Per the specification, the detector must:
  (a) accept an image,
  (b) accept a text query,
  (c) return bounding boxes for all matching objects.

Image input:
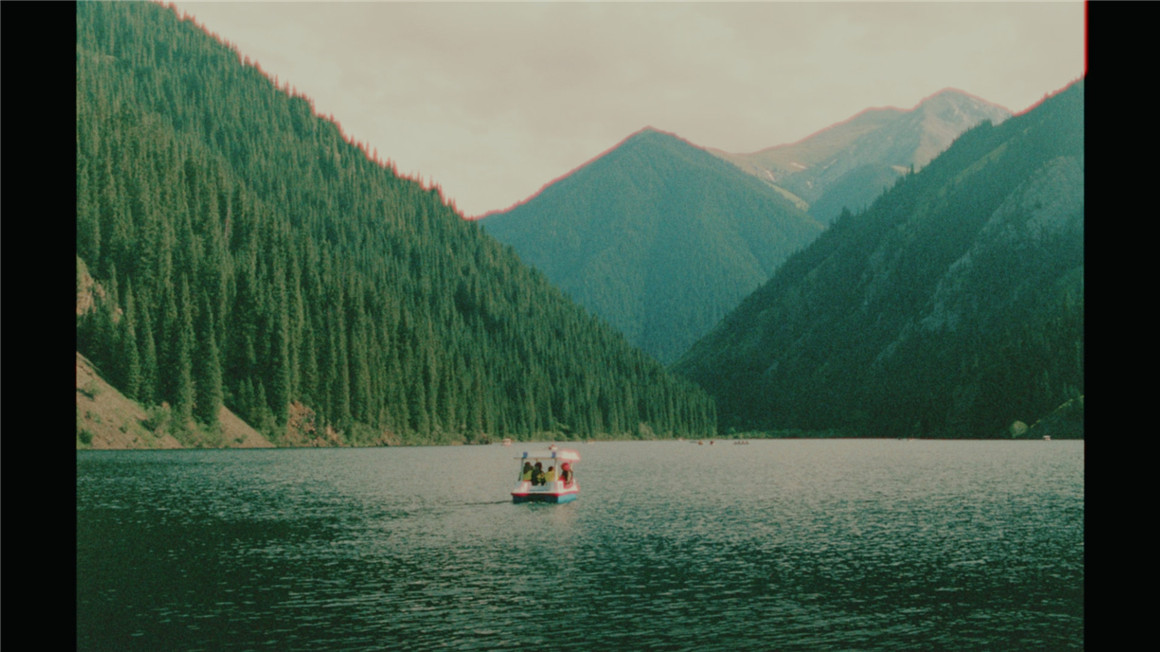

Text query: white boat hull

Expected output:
[511,480,579,504]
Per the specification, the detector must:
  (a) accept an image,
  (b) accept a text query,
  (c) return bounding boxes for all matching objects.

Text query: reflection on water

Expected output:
[77,440,1083,650]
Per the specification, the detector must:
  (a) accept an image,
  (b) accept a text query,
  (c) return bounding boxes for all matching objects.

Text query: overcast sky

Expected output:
[169,1,1086,218]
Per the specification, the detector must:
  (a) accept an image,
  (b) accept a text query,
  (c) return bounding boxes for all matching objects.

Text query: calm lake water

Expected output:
[77,439,1083,650]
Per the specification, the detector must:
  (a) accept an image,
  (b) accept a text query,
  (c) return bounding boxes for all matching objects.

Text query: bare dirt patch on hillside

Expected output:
[76,352,273,449]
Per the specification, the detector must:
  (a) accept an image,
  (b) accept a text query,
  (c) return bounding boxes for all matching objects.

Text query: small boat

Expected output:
[511,448,580,504]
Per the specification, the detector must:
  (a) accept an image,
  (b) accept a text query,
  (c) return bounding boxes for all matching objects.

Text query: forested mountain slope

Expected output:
[480,128,824,364]
[674,80,1084,438]
[75,1,716,446]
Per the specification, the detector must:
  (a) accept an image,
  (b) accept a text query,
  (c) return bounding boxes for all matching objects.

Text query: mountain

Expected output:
[480,128,824,364]
[674,79,1084,438]
[75,1,717,446]
[710,89,1013,224]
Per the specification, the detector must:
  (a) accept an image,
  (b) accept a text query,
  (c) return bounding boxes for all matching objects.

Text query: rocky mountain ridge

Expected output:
[710,89,1013,223]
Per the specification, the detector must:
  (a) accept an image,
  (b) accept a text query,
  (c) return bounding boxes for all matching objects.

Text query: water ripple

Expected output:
[78,441,1083,650]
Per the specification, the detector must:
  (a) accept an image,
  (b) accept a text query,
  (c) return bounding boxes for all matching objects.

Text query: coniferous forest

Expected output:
[75,1,717,446]
[481,128,825,366]
[674,80,1084,438]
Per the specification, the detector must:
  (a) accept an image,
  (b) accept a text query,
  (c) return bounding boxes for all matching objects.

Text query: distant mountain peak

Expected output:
[632,125,666,136]
[709,89,1013,223]
[917,87,1010,112]
[624,125,700,149]
[912,88,1012,126]
[473,126,694,220]
[479,124,824,364]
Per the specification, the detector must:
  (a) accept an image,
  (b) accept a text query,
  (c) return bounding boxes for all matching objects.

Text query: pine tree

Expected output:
[119,283,142,401]
[267,270,291,427]
[138,299,159,405]
[195,297,224,428]
[75,1,721,447]
[172,276,195,430]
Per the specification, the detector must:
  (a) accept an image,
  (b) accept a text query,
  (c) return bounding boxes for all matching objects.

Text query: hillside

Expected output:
[480,127,824,364]
[674,80,1084,438]
[77,352,273,449]
[711,89,1012,224]
[77,256,270,448]
[75,1,717,447]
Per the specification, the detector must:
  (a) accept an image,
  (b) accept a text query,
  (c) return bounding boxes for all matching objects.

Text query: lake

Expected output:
[77,439,1083,650]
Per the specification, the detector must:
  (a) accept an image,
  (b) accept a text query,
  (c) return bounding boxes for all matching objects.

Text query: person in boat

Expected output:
[545,466,556,483]
[560,462,573,487]
[532,462,545,486]
[520,462,533,482]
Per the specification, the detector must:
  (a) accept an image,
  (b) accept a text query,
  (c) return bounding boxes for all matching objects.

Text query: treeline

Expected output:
[75,1,716,445]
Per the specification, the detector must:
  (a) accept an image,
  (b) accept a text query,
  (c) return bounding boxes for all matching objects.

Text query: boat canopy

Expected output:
[517,449,580,463]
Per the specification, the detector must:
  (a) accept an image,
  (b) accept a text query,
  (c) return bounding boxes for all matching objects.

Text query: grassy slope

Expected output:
[76,352,274,449]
